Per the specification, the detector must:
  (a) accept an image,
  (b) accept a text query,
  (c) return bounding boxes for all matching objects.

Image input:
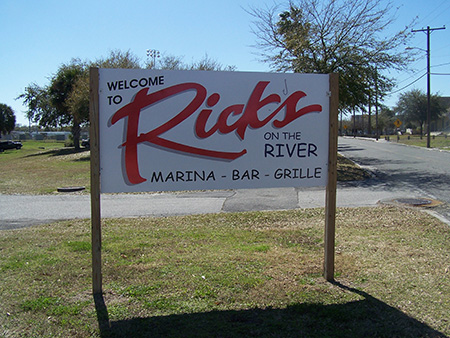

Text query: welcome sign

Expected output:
[98,69,331,193]
[90,69,338,294]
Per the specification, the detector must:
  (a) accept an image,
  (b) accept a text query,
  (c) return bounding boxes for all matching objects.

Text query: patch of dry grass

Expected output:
[337,154,372,181]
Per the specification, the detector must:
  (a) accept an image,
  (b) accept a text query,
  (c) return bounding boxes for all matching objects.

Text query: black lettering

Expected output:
[264,144,274,157]
[251,169,260,179]
[283,168,292,178]
[107,76,165,92]
[308,143,318,157]
[264,143,318,158]
[176,171,185,181]
[314,167,322,178]
[276,144,284,157]
[186,171,193,181]
[232,169,259,180]
[165,172,174,182]
[130,79,138,88]
[151,170,216,183]
[299,168,306,179]
[139,78,148,87]
[151,172,164,182]
[274,167,322,180]
[194,171,205,181]
[232,169,240,180]
[107,82,118,91]
[297,143,307,157]
[274,168,282,179]
[286,143,296,157]
[206,171,215,181]
[149,77,159,86]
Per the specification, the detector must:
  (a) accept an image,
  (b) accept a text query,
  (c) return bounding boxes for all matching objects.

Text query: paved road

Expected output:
[338,137,450,221]
[1,137,449,229]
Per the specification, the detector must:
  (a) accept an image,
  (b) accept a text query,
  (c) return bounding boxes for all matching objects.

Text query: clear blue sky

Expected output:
[1,0,449,126]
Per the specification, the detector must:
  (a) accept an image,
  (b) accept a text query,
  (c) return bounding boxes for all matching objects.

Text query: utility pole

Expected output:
[375,68,379,141]
[412,26,445,148]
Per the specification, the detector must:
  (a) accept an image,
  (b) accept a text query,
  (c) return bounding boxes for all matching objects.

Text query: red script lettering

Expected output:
[110,81,322,184]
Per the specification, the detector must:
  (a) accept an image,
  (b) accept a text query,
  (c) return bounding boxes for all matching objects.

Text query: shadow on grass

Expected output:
[73,154,90,161]
[24,147,89,158]
[94,282,447,338]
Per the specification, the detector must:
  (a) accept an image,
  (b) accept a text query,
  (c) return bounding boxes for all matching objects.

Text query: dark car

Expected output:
[81,138,90,148]
[0,140,23,152]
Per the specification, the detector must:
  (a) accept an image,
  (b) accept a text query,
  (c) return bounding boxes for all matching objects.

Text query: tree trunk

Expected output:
[72,121,81,150]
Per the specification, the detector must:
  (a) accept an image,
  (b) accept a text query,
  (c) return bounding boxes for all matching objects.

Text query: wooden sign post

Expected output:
[324,73,339,281]
[89,68,102,294]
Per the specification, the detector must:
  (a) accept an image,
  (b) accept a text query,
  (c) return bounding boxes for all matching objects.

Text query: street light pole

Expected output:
[412,25,445,148]
[146,49,160,69]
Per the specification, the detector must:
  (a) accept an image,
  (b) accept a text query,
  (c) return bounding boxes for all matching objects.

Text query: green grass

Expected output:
[0,140,90,194]
[1,207,449,337]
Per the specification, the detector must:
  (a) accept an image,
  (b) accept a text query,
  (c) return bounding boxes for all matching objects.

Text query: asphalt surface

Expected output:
[1,137,449,230]
[338,136,450,223]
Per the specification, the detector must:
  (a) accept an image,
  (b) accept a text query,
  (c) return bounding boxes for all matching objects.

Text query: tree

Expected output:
[0,103,16,138]
[377,106,396,135]
[187,54,236,71]
[249,0,416,111]
[49,60,87,149]
[18,51,139,149]
[395,89,444,135]
[95,50,141,69]
[157,55,186,70]
[155,53,236,71]
[18,60,87,148]
[18,83,52,128]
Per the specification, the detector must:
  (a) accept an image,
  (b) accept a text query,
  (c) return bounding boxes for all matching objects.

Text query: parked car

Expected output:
[81,138,90,148]
[0,140,23,152]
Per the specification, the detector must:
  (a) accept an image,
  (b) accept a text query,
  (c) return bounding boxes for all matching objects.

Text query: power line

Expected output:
[395,60,450,87]
[427,2,450,25]
[395,67,427,85]
[396,58,450,85]
[390,72,427,94]
[415,0,448,27]
[411,0,449,43]
[433,61,450,68]
[390,39,448,97]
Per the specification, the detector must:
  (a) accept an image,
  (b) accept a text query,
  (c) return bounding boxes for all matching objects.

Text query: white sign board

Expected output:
[98,69,330,193]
